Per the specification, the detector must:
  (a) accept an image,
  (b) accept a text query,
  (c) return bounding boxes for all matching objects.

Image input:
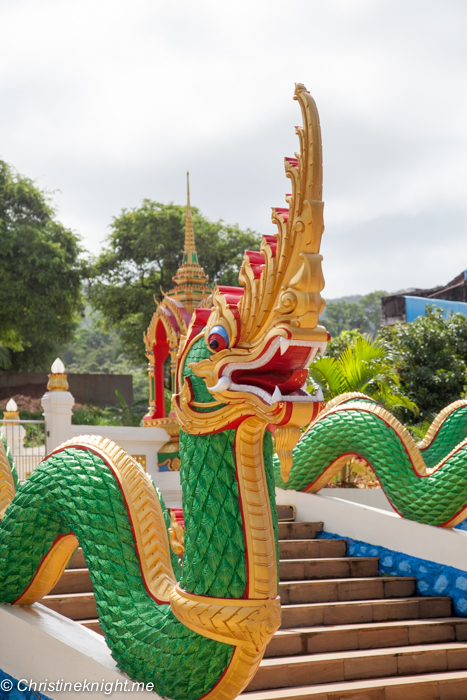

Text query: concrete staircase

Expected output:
[40,509,467,698]
[243,510,467,700]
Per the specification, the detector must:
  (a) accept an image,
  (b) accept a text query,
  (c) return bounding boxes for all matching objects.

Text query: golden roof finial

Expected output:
[172,173,209,295]
[184,171,196,255]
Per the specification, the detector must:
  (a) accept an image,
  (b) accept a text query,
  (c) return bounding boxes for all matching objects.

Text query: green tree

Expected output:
[378,307,467,420]
[62,310,149,402]
[88,201,261,362]
[309,332,418,418]
[322,290,387,337]
[322,329,363,359]
[0,161,83,370]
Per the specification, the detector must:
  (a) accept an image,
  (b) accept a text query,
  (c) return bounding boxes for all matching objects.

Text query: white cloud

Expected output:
[0,0,466,298]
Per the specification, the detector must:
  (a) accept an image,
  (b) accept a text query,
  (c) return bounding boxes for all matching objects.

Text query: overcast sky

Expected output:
[1,0,466,299]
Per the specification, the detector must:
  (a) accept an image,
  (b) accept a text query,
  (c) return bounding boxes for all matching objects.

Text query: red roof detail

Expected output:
[285,157,299,168]
[246,250,265,279]
[273,207,289,222]
[246,251,265,264]
[218,285,244,305]
[263,235,277,258]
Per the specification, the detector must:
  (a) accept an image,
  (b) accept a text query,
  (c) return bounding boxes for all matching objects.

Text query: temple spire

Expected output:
[184,172,196,256]
[171,172,209,304]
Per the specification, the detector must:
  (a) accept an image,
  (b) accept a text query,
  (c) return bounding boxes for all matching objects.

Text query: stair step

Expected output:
[279,539,346,560]
[67,548,86,569]
[41,592,97,620]
[280,577,416,605]
[281,597,453,628]
[51,568,92,595]
[242,668,467,699]
[249,642,467,691]
[276,505,296,522]
[278,522,323,540]
[266,618,467,657]
[80,619,103,635]
[280,557,379,581]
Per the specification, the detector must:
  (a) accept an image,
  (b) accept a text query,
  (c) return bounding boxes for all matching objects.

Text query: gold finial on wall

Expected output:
[4,398,19,423]
[47,358,69,392]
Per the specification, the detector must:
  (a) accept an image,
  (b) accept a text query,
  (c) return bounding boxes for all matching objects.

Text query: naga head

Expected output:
[174,84,328,481]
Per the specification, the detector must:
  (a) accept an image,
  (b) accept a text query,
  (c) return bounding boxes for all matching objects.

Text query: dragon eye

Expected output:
[208,326,230,352]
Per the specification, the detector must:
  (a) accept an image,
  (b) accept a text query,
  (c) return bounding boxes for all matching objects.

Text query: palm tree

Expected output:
[309,335,418,417]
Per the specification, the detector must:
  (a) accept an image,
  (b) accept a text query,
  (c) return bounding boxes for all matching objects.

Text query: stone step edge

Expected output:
[42,592,96,601]
[275,616,467,637]
[79,619,100,625]
[278,541,346,548]
[278,538,344,542]
[279,557,378,564]
[278,522,324,527]
[241,668,467,699]
[59,568,90,574]
[258,641,467,668]
[279,576,416,586]
[280,596,451,610]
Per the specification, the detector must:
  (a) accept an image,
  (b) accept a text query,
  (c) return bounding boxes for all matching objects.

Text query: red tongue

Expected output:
[278,369,309,394]
[232,368,308,395]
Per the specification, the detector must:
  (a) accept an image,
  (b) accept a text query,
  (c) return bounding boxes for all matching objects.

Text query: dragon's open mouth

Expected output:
[208,336,327,405]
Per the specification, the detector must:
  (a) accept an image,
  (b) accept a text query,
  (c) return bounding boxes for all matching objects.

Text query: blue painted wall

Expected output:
[405,295,467,323]
[317,531,467,616]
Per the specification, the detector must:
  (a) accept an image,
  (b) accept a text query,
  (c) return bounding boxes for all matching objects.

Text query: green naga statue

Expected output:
[1,83,467,700]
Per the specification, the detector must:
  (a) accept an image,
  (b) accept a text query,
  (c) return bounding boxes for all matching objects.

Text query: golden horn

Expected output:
[275,426,301,483]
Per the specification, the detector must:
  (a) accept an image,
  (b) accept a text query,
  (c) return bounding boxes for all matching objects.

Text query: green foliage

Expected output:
[0,160,84,370]
[62,313,128,374]
[165,388,172,415]
[379,306,467,421]
[0,345,10,370]
[309,332,418,418]
[71,399,147,427]
[62,310,148,402]
[71,406,121,427]
[324,330,364,359]
[106,390,147,427]
[87,201,261,363]
[322,291,387,337]
[405,420,432,442]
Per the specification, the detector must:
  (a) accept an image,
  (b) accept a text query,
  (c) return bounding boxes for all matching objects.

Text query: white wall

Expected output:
[276,487,467,572]
[320,488,393,512]
[152,471,182,508]
[68,425,169,481]
[0,604,159,699]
